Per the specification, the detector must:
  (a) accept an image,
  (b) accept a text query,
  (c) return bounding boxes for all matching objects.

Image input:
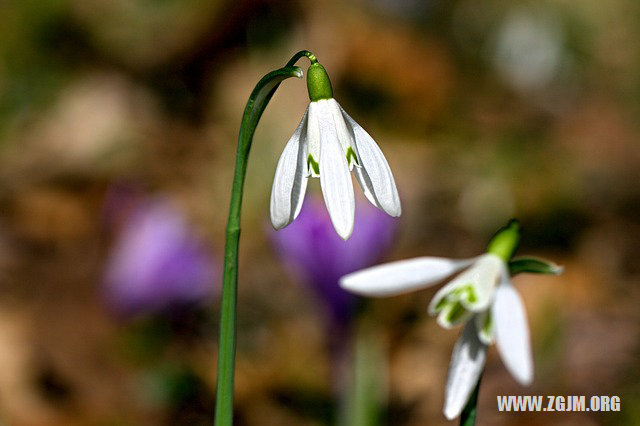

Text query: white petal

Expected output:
[340,105,401,217]
[443,320,487,420]
[428,254,501,315]
[306,102,321,176]
[493,278,533,385]
[464,254,502,311]
[270,108,309,229]
[340,257,474,297]
[429,276,466,315]
[318,102,354,240]
[327,99,356,165]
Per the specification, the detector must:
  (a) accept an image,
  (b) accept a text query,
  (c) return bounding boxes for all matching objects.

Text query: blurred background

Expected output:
[0,0,639,424]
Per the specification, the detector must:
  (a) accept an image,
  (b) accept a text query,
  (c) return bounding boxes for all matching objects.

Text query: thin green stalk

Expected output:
[214,51,319,426]
[343,318,386,426]
[286,50,317,67]
[460,373,483,426]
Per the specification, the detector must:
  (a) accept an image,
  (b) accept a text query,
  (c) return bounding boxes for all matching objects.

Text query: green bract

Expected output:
[509,256,564,276]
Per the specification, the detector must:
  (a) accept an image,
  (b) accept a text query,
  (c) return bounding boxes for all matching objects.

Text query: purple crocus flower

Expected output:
[102,195,217,318]
[271,195,397,325]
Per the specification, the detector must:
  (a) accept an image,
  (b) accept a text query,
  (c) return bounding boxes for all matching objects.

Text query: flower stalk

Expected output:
[459,374,482,426]
[214,53,310,426]
[342,314,387,426]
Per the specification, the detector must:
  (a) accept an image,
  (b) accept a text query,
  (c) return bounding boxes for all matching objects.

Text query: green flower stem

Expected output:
[214,56,309,426]
[460,372,483,426]
[343,318,386,426]
[286,49,318,66]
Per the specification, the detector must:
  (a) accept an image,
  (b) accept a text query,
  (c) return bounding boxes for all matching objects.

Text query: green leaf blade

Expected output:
[509,257,564,276]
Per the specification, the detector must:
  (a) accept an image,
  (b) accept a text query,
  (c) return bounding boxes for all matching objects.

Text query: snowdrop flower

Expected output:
[270,60,401,240]
[340,220,562,419]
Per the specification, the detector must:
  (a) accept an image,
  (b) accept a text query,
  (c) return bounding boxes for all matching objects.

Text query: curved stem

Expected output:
[214,64,303,426]
[286,50,318,67]
[460,373,483,426]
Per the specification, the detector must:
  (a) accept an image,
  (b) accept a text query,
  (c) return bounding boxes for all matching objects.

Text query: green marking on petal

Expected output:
[482,312,492,336]
[432,296,455,315]
[475,311,494,345]
[346,146,359,167]
[307,154,320,176]
[450,284,477,304]
[446,301,467,324]
[465,286,477,303]
[433,296,449,313]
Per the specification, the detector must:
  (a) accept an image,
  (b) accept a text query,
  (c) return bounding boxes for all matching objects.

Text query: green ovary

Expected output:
[307,63,333,101]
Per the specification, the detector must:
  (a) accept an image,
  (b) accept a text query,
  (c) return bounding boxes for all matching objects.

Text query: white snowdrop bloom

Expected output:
[339,220,562,419]
[270,62,401,240]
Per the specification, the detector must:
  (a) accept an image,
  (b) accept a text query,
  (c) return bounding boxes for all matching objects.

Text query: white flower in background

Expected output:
[270,61,401,240]
[339,220,562,419]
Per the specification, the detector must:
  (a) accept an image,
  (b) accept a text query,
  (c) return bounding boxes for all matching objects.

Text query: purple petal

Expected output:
[270,195,397,324]
[102,196,218,318]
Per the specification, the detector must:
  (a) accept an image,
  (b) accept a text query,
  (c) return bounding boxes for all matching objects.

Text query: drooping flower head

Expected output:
[340,220,562,419]
[271,195,397,325]
[270,58,401,240]
[102,193,218,319]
